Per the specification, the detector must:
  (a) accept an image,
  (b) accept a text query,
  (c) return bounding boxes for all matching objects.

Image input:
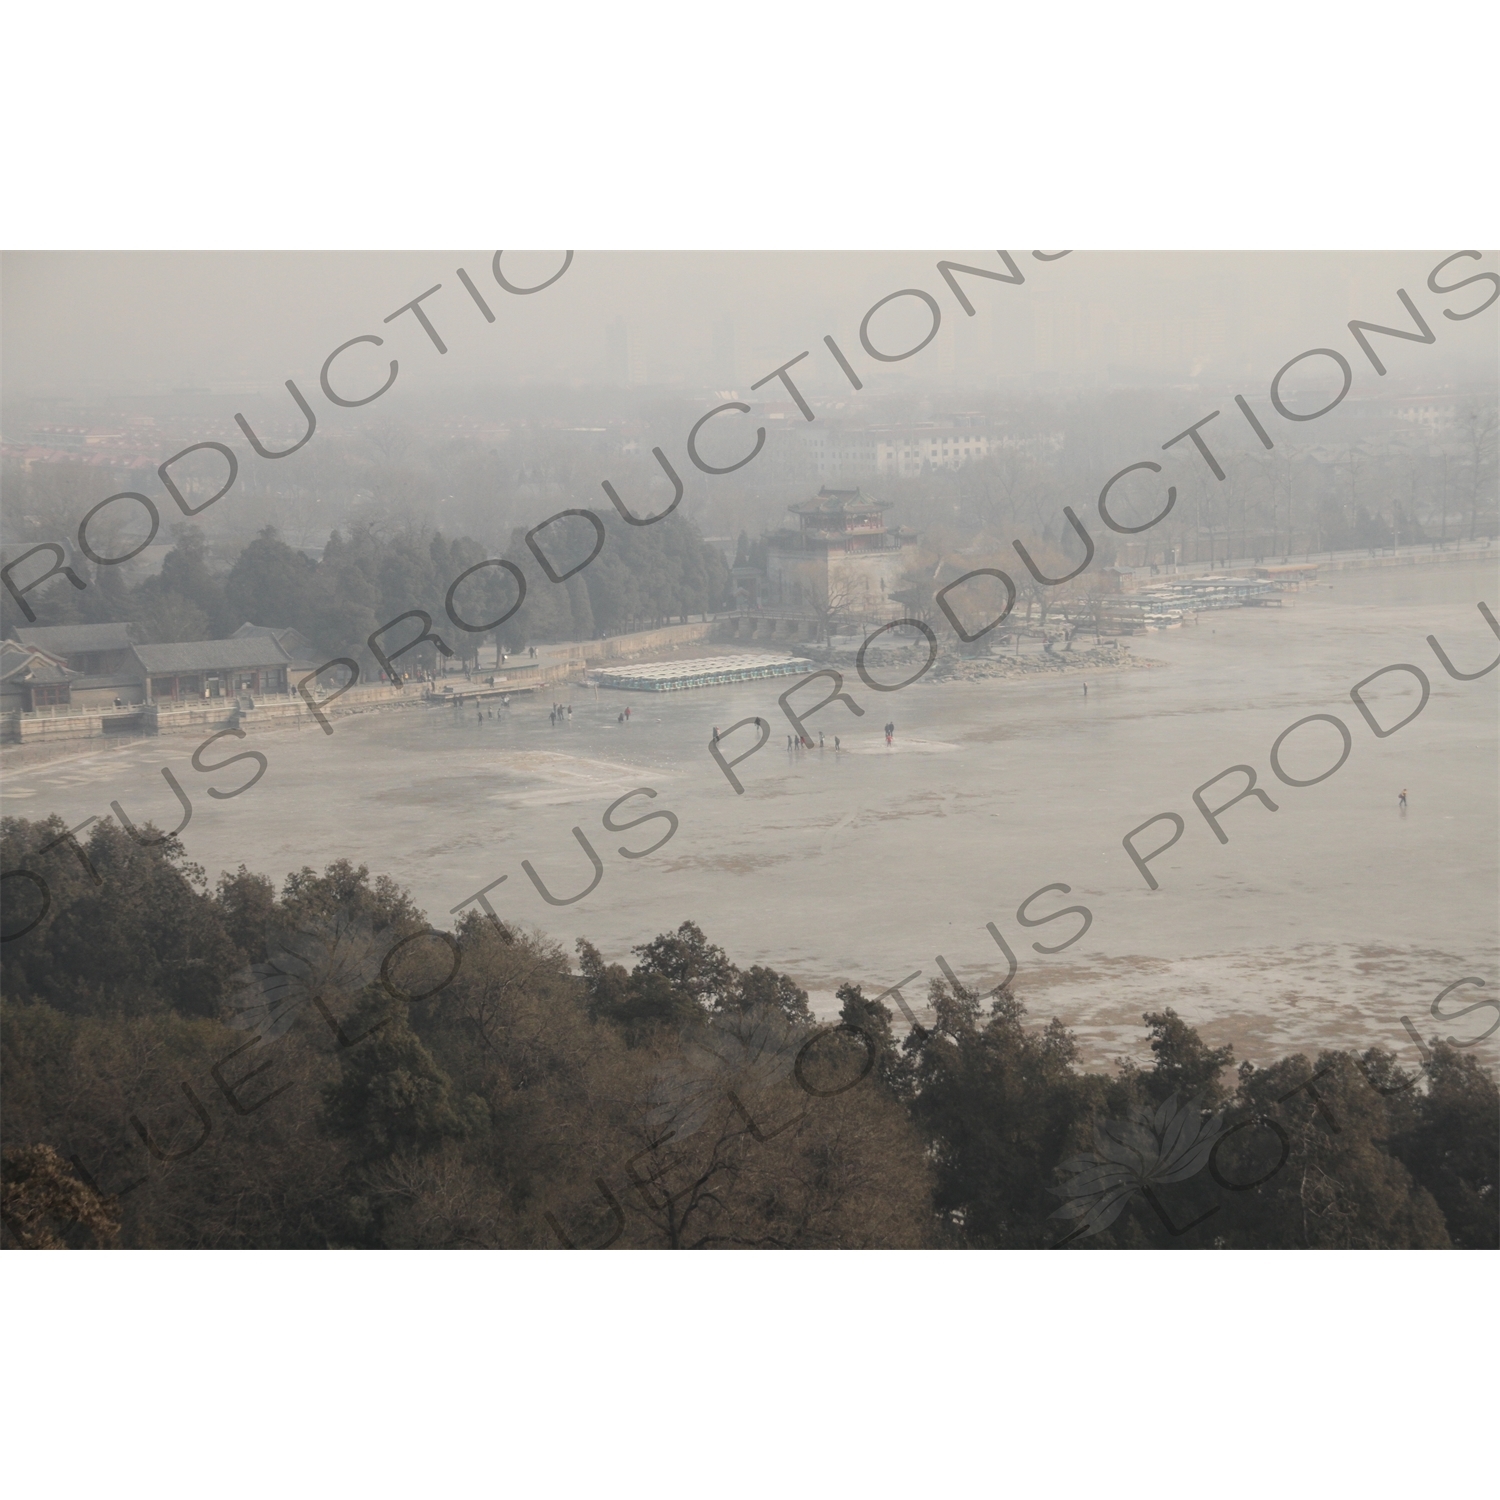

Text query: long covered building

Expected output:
[3,621,321,711]
[131,636,318,702]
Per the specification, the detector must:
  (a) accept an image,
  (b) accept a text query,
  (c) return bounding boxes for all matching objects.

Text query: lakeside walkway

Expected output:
[1124,536,1493,582]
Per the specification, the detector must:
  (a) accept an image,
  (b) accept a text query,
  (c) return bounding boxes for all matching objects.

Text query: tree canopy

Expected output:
[2,516,733,670]
[2,817,1493,1250]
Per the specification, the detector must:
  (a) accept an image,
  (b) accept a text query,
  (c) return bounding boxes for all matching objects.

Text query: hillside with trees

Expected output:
[3,811,1492,1250]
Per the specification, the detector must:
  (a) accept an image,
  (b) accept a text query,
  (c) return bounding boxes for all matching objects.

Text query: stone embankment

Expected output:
[927,640,1163,683]
[550,619,720,665]
[813,638,1161,684]
[816,636,1152,684]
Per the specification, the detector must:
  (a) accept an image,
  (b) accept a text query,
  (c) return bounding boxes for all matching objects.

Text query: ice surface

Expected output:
[6,563,1497,1071]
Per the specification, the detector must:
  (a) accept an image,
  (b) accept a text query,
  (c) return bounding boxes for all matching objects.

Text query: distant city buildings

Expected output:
[711,316,736,388]
[795,416,1054,480]
[1,420,161,478]
[1386,395,1457,432]
[605,317,632,387]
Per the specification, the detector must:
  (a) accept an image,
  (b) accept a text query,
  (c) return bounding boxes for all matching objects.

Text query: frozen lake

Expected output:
[7,562,1498,1071]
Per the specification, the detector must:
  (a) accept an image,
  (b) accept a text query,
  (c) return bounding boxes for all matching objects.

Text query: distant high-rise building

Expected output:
[605,317,630,387]
[711,315,736,388]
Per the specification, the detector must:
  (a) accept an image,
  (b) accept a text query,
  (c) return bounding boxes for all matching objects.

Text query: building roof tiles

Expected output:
[12,622,135,654]
[132,639,300,674]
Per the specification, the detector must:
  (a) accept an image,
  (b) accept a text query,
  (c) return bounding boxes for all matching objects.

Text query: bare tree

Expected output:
[806,575,862,645]
[614,1031,930,1249]
[1457,403,1499,540]
[1014,544,1084,633]
[1219,452,1272,561]
[1253,443,1306,558]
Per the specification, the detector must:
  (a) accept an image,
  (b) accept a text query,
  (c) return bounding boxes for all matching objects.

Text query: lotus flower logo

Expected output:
[1049,1093,1226,1242]
[225,915,382,1046]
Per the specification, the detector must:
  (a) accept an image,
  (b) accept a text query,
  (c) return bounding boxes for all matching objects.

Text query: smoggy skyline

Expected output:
[6,251,1496,409]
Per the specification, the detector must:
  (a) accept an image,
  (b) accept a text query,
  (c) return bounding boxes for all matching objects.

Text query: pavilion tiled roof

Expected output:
[12,622,135,654]
[231,622,320,662]
[1,640,77,684]
[789,487,890,516]
[131,639,302,675]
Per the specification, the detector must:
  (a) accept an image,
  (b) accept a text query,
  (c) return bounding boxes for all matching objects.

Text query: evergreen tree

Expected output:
[322,994,485,1163]
[1391,1041,1499,1249]
[224,527,315,628]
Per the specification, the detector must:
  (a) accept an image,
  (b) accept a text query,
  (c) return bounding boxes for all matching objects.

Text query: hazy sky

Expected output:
[4,250,1496,406]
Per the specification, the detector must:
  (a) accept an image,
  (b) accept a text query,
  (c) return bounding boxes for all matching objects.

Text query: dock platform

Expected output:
[433,680,543,705]
[595,653,815,692]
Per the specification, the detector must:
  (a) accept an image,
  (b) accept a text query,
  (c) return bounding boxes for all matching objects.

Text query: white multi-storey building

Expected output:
[800,419,997,480]
[872,423,995,477]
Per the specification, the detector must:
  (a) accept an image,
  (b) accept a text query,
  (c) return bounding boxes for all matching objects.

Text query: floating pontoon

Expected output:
[595,653,815,692]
